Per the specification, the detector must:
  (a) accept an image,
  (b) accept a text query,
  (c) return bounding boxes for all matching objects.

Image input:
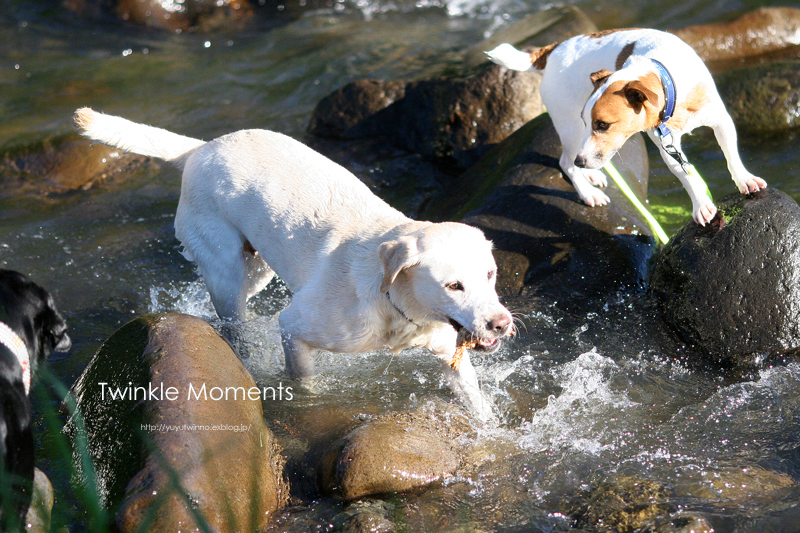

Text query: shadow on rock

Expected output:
[423,113,655,302]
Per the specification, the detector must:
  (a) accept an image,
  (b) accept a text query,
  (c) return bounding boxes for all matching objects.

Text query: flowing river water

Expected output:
[2,0,800,531]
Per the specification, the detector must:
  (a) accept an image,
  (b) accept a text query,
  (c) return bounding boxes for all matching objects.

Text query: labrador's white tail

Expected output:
[485,43,536,72]
[73,108,205,165]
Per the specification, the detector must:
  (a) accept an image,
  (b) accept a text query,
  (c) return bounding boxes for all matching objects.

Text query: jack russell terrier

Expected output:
[486,28,767,226]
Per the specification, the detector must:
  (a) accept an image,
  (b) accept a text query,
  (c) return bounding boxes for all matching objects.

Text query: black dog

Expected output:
[0,270,70,530]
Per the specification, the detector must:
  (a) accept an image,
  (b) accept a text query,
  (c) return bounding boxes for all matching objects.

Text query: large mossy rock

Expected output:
[649,188,800,365]
[716,61,800,133]
[64,313,288,532]
[423,113,654,298]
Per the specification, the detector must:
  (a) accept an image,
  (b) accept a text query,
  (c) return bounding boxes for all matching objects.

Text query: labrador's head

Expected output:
[379,222,513,352]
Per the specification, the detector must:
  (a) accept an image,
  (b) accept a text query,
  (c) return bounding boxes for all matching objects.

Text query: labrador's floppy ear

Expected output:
[379,236,420,293]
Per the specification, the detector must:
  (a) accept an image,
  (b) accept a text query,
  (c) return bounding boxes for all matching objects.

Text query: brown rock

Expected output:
[64,0,255,32]
[24,468,54,533]
[672,8,800,64]
[65,313,288,533]
[319,408,473,500]
[308,80,407,139]
[571,476,674,532]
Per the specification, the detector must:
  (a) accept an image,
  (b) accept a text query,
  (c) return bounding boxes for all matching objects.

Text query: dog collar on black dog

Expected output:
[0,321,30,394]
[651,58,676,138]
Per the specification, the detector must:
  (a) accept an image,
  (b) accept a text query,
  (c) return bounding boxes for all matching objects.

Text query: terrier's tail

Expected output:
[486,42,555,72]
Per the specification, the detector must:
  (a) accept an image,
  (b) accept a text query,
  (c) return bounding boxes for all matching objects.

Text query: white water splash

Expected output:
[148,278,217,320]
[518,348,636,454]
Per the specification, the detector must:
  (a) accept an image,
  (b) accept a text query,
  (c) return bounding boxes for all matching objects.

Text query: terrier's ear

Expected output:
[623,79,661,112]
[590,69,613,90]
[378,237,420,293]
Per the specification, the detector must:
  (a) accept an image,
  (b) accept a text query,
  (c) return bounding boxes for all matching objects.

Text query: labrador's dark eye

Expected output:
[594,120,610,132]
[446,281,465,292]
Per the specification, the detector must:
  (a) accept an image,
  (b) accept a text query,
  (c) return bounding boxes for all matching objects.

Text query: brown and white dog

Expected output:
[487,29,767,225]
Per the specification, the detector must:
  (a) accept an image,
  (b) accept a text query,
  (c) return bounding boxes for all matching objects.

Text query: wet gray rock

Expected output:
[671,8,800,65]
[649,188,800,365]
[423,113,654,298]
[310,64,544,168]
[319,406,473,500]
[716,61,800,133]
[309,6,598,169]
[64,313,288,532]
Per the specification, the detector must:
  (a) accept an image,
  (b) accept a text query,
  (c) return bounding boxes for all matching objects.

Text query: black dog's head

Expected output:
[0,270,71,372]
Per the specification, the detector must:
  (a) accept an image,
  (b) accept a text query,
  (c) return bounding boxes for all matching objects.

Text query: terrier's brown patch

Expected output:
[666,83,712,132]
[530,42,558,70]
[615,41,636,70]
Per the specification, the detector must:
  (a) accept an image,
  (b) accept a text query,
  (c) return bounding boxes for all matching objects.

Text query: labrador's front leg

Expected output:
[428,327,496,422]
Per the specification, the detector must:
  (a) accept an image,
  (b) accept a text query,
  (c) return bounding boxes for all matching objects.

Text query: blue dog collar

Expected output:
[650,59,676,138]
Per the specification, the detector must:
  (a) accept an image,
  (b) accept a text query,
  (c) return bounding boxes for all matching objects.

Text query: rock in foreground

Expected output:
[65,313,288,532]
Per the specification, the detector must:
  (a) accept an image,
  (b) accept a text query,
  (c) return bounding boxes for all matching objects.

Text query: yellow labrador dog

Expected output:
[74,108,513,418]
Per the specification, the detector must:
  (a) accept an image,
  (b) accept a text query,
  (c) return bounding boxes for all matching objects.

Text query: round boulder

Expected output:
[649,188,800,365]
[64,313,288,532]
[319,408,472,500]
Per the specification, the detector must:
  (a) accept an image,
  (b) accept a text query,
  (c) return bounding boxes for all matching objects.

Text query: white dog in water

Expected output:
[487,29,766,226]
[74,108,513,418]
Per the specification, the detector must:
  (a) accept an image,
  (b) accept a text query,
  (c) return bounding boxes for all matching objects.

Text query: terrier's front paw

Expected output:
[584,168,608,188]
[739,175,767,194]
[579,188,610,207]
[693,198,718,226]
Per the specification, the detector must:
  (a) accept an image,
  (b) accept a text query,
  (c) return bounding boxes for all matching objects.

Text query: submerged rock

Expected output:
[649,188,800,365]
[0,132,156,201]
[24,468,54,533]
[716,61,800,133]
[64,313,288,532]
[423,113,654,298]
[570,476,674,532]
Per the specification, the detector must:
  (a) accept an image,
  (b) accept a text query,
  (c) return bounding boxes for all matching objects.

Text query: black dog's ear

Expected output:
[43,293,71,354]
